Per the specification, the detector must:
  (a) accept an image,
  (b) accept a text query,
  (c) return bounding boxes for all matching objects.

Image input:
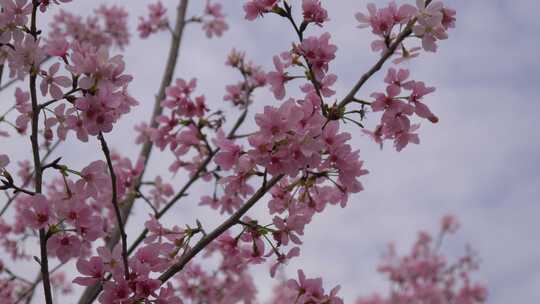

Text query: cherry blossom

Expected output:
[302,0,329,25]
[20,194,55,230]
[356,215,487,304]
[137,1,168,38]
[0,1,473,303]
[243,0,279,21]
[39,62,72,99]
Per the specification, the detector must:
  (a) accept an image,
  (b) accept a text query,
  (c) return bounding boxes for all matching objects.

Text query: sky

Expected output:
[1,0,540,303]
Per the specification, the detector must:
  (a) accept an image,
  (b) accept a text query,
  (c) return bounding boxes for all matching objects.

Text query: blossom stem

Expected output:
[158,174,284,283]
[338,0,434,109]
[281,2,326,114]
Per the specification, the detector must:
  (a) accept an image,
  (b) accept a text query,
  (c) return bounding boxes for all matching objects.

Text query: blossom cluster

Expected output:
[356,215,487,304]
[138,1,229,39]
[48,5,130,52]
[9,155,141,258]
[364,68,438,151]
[356,0,456,54]
[0,5,136,140]
[137,77,216,175]
[0,0,475,304]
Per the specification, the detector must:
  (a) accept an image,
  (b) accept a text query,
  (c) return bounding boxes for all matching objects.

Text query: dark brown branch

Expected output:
[97,132,130,280]
[27,1,54,303]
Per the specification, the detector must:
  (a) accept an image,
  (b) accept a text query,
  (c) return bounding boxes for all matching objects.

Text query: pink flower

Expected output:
[370,85,403,113]
[273,215,305,246]
[14,87,32,132]
[9,36,46,79]
[442,7,457,30]
[97,245,124,277]
[44,37,70,57]
[295,32,337,80]
[202,18,228,38]
[76,160,109,198]
[217,194,242,215]
[254,100,304,141]
[224,83,246,106]
[149,176,174,209]
[44,103,72,141]
[65,114,89,142]
[134,122,151,145]
[355,3,378,29]
[95,5,130,49]
[441,214,459,233]
[20,194,55,230]
[138,1,169,38]
[413,1,447,52]
[73,257,105,286]
[404,80,438,123]
[202,2,229,38]
[213,130,242,170]
[1,0,32,26]
[287,269,342,303]
[47,233,82,263]
[302,0,329,25]
[362,125,384,149]
[243,0,278,21]
[133,243,168,272]
[134,276,161,298]
[99,279,131,303]
[301,73,337,97]
[394,124,420,151]
[270,247,300,278]
[40,63,72,99]
[384,68,410,93]
[266,55,288,100]
[155,282,183,304]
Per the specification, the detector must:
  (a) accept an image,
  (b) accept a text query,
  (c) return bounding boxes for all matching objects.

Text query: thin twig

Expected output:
[27,1,54,302]
[337,0,433,109]
[97,132,130,280]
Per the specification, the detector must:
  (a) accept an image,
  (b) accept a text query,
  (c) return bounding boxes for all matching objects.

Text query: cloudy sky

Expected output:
[1,0,539,303]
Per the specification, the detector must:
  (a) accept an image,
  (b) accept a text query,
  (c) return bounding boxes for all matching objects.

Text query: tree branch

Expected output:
[77,1,191,302]
[158,174,284,283]
[97,132,130,280]
[337,0,432,109]
[27,1,54,303]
